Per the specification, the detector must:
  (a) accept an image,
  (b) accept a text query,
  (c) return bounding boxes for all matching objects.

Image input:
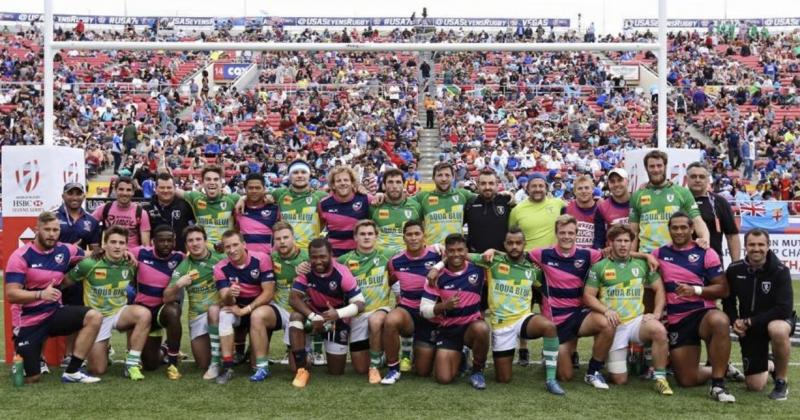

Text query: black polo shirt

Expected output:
[464,194,513,253]
[142,197,196,252]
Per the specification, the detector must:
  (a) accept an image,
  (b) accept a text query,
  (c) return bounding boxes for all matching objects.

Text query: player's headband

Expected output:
[289,161,311,174]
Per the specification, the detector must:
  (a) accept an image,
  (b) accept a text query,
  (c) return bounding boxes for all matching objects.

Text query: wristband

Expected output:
[433,261,445,271]
[335,303,359,319]
[693,286,703,296]
[307,313,324,322]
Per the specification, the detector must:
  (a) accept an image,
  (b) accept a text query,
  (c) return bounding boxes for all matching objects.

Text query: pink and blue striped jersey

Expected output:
[318,193,370,257]
[236,203,280,254]
[388,247,442,310]
[652,243,723,325]
[5,242,84,328]
[213,251,275,307]
[292,261,363,313]
[422,261,485,328]
[132,246,184,308]
[593,198,630,249]
[529,247,603,326]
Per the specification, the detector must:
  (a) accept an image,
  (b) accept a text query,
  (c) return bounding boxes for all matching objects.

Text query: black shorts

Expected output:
[434,324,469,351]
[740,317,796,376]
[398,305,436,347]
[556,309,590,344]
[667,308,711,349]
[14,306,91,377]
[62,283,84,306]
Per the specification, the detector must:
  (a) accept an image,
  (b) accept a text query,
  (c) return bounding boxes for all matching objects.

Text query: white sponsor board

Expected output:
[1,146,85,217]
[623,148,703,195]
[608,65,640,81]
[722,232,800,277]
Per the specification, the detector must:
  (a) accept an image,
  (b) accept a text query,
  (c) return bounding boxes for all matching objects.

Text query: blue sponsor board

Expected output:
[624,17,800,28]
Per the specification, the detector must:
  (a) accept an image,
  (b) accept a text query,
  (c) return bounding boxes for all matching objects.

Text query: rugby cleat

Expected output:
[127,365,145,381]
[62,370,101,384]
[381,369,402,385]
[250,367,271,382]
[292,368,310,388]
[40,359,50,375]
[517,348,530,367]
[654,378,674,396]
[545,379,566,396]
[726,363,745,382]
[216,368,234,385]
[203,364,220,380]
[469,371,487,390]
[709,385,736,403]
[584,371,610,389]
[769,380,788,401]
[368,367,382,384]
[311,351,327,366]
[399,357,412,373]
[166,364,181,380]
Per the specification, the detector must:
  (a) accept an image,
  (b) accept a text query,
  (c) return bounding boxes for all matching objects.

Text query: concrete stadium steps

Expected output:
[417,128,441,184]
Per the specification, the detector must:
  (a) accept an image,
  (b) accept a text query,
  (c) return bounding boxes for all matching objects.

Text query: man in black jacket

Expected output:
[723,228,794,400]
[464,169,513,254]
[143,172,195,252]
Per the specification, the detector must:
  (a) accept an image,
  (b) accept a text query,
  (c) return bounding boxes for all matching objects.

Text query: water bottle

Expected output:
[12,354,25,387]
[627,344,643,376]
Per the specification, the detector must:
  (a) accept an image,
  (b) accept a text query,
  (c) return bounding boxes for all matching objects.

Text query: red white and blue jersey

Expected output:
[5,242,84,328]
[422,261,485,328]
[529,247,603,326]
[236,204,280,254]
[318,193,370,257]
[292,261,363,313]
[565,200,598,249]
[653,242,723,325]
[132,246,185,309]
[593,198,630,249]
[388,247,442,310]
[214,251,275,307]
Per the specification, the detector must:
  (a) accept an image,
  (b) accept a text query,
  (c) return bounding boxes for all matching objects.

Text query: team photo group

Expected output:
[5,150,794,402]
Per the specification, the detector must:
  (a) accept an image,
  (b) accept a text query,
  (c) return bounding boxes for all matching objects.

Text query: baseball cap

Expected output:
[63,182,85,193]
[608,168,628,179]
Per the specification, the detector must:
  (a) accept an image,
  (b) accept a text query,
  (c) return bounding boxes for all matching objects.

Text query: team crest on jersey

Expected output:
[378,209,390,219]
[497,206,505,216]
[687,254,700,263]
[197,200,207,210]
[666,194,675,203]
[524,269,532,279]
[761,281,772,294]
[121,269,129,280]
[261,209,272,218]
[453,195,459,203]
[348,261,360,271]
[498,264,510,275]
[468,273,479,284]
[604,269,616,280]
[220,202,227,210]
[172,210,181,220]
[640,195,651,206]
[631,267,641,277]
[574,259,585,269]
[283,195,293,205]
[306,197,313,205]
[424,261,435,269]
[352,202,363,211]
[83,220,92,231]
[373,257,381,266]
[55,253,65,265]
[95,269,107,280]
[168,260,178,270]
[428,196,439,205]
[250,269,261,279]
[404,209,413,219]
[328,280,338,291]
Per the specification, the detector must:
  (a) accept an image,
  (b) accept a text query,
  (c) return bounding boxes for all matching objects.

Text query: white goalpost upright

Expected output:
[41,0,669,148]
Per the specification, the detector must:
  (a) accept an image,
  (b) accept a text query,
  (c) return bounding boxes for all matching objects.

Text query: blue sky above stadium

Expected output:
[3,0,799,34]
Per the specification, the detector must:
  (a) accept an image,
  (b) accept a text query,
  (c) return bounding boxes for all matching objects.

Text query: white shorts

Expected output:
[350,307,390,343]
[273,304,291,345]
[492,314,535,353]
[189,313,209,341]
[96,306,127,342]
[607,315,645,375]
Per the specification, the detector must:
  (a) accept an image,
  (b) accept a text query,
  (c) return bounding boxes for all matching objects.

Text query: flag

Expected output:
[741,201,789,233]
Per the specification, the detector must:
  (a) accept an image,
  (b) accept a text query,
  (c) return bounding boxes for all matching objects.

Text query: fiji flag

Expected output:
[741,201,789,232]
